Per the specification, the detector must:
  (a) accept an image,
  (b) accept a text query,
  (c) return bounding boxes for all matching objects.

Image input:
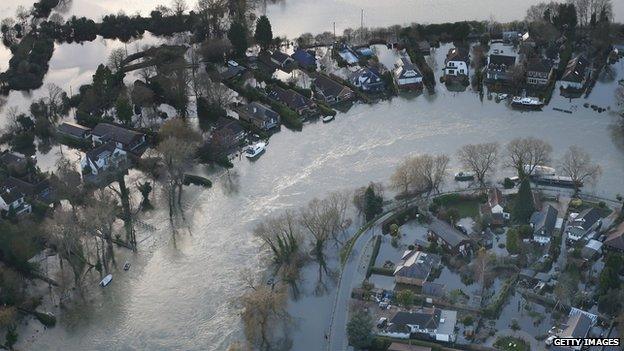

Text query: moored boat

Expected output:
[322,115,335,123]
[534,175,579,188]
[454,171,475,181]
[511,96,543,110]
[245,142,266,159]
[123,262,131,271]
[100,274,113,287]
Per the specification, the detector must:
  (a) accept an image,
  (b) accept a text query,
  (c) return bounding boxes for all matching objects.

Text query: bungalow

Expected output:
[291,49,317,70]
[603,222,624,253]
[270,51,295,70]
[91,123,146,153]
[561,56,589,90]
[349,67,385,93]
[337,44,359,65]
[381,308,457,342]
[566,208,602,243]
[312,74,354,103]
[0,183,31,216]
[4,176,53,204]
[427,218,471,254]
[485,54,516,84]
[57,122,92,140]
[393,250,440,286]
[421,282,446,298]
[480,187,509,225]
[526,58,555,87]
[237,102,280,131]
[530,205,558,244]
[81,142,127,177]
[394,57,423,90]
[211,117,247,148]
[444,48,469,81]
[267,86,316,115]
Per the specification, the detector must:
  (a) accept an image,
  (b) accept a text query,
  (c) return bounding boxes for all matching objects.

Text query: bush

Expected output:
[503,177,515,189]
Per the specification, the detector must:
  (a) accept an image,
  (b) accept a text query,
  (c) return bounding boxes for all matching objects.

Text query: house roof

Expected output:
[313,74,351,98]
[530,205,558,237]
[421,282,446,297]
[560,313,593,338]
[0,183,24,205]
[291,49,316,67]
[271,51,292,65]
[526,58,554,74]
[387,343,432,351]
[86,142,119,167]
[57,122,91,137]
[583,239,602,252]
[242,102,279,122]
[604,222,624,251]
[488,187,504,207]
[394,250,440,280]
[221,65,246,80]
[390,308,441,330]
[4,176,49,198]
[350,67,382,86]
[91,123,144,147]
[571,207,601,230]
[562,56,589,83]
[213,117,245,136]
[488,54,516,67]
[446,47,469,63]
[0,150,28,168]
[428,218,470,248]
[268,86,312,110]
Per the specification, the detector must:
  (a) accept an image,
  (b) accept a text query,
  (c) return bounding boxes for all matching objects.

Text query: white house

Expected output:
[81,142,127,176]
[394,57,423,90]
[91,123,146,152]
[530,205,558,245]
[380,308,457,342]
[0,185,31,215]
[444,48,469,79]
[566,208,602,243]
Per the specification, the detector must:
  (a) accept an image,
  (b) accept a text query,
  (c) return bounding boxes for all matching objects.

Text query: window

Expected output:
[448,69,455,75]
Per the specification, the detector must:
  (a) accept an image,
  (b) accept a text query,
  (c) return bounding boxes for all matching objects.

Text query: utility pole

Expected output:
[333,21,336,42]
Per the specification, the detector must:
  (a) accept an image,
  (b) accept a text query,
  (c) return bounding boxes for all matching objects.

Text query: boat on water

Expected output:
[322,115,335,123]
[100,274,113,287]
[495,93,509,102]
[454,171,475,181]
[511,96,544,110]
[123,262,131,271]
[534,175,579,188]
[524,164,556,178]
[245,142,266,159]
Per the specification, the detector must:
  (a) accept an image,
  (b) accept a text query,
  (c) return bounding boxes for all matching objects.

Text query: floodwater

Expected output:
[1,1,624,351]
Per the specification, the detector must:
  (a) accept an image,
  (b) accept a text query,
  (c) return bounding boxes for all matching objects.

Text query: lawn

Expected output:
[449,199,481,219]
[494,336,530,351]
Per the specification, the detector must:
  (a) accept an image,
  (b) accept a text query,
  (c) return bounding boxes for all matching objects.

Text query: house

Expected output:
[4,176,53,204]
[551,311,596,350]
[393,250,440,286]
[237,102,280,131]
[530,205,558,244]
[526,58,555,87]
[270,51,295,70]
[381,308,457,342]
[561,56,589,90]
[444,48,469,81]
[291,49,316,70]
[0,183,31,216]
[581,239,602,260]
[349,67,385,93]
[91,123,146,153]
[427,218,471,254]
[221,64,246,81]
[81,142,127,177]
[0,150,32,172]
[387,343,431,351]
[57,122,92,140]
[603,222,624,253]
[421,282,446,298]
[485,54,516,84]
[211,117,247,148]
[566,208,602,243]
[480,187,509,225]
[502,31,520,44]
[312,74,354,103]
[336,44,359,65]
[267,86,316,115]
[394,57,423,90]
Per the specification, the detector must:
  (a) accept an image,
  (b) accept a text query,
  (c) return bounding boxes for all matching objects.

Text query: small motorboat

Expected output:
[511,96,543,110]
[123,262,131,271]
[100,274,113,287]
[322,115,335,123]
[495,93,509,102]
[454,171,475,181]
[245,142,266,159]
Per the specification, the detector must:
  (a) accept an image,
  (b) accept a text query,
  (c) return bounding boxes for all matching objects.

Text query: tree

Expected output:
[228,20,248,57]
[300,197,336,292]
[512,179,536,223]
[363,184,383,222]
[254,15,273,51]
[560,145,602,193]
[115,92,133,127]
[396,289,415,307]
[457,142,499,188]
[506,228,521,255]
[240,281,291,351]
[107,47,127,73]
[347,310,373,350]
[506,137,553,180]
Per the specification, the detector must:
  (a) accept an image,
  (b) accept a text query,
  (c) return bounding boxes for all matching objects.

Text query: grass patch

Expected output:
[449,199,480,218]
[494,336,530,351]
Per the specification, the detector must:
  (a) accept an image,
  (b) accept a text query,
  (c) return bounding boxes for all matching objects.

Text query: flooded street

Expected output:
[1,1,623,351]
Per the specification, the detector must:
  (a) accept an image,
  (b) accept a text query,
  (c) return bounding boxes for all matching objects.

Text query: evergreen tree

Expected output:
[227,21,248,57]
[512,179,535,223]
[347,310,373,350]
[363,185,383,221]
[254,15,273,51]
[115,94,133,126]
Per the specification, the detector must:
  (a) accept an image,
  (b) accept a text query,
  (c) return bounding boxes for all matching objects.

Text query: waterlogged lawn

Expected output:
[494,336,530,351]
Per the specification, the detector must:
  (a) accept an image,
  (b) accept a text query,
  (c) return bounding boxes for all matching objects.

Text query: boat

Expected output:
[511,96,543,110]
[100,274,113,287]
[454,171,475,181]
[534,175,579,188]
[495,93,509,102]
[245,142,266,159]
[524,165,556,178]
[322,115,335,123]
[123,262,131,271]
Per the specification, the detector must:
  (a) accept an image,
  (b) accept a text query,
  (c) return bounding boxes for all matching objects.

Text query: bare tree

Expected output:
[82,191,120,275]
[390,158,417,197]
[171,0,188,16]
[353,182,384,219]
[505,137,553,179]
[560,145,602,193]
[457,142,499,188]
[108,47,127,73]
[46,210,93,286]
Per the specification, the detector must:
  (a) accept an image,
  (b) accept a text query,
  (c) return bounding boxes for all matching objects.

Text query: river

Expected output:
[2,1,624,351]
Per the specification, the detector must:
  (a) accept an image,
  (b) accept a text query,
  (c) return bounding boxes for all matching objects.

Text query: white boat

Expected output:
[123,262,131,271]
[100,274,113,287]
[511,96,543,109]
[496,93,509,102]
[524,165,556,177]
[245,142,266,159]
[322,115,335,123]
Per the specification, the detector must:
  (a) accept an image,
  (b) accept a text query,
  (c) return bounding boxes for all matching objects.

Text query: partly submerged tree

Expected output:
[254,15,273,51]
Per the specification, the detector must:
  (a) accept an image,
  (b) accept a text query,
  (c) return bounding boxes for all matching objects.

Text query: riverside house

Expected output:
[393,250,440,287]
[526,58,555,88]
[80,142,127,177]
[91,123,146,154]
[291,49,317,70]
[394,57,423,90]
[0,183,31,216]
[427,218,471,255]
[270,51,295,71]
[267,86,316,115]
[485,54,516,85]
[530,205,558,244]
[603,222,624,253]
[237,102,280,131]
[561,56,590,91]
[380,308,457,342]
[566,208,602,243]
[443,47,469,83]
[311,74,354,104]
[349,66,385,93]
[480,187,509,226]
[57,122,92,140]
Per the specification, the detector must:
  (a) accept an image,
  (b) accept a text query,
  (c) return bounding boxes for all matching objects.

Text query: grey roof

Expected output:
[91,123,144,147]
[221,65,246,80]
[313,74,350,98]
[242,102,279,122]
[560,313,593,338]
[421,282,446,297]
[604,222,624,251]
[446,47,469,63]
[526,58,554,74]
[488,54,516,67]
[390,308,441,330]
[57,122,91,138]
[562,56,589,83]
[428,218,470,248]
[395,57,422,80]
[0,183,24,204]
[572,208,601,230]
[530,205,558,237]
[394,250,440,280]
[86,142,118,165]
[268,86,313,110]
[271,51,292,65]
